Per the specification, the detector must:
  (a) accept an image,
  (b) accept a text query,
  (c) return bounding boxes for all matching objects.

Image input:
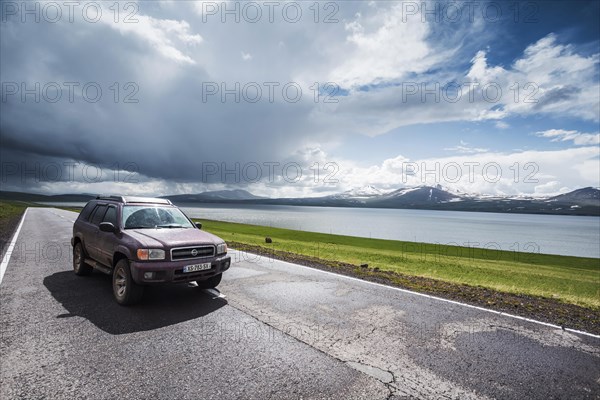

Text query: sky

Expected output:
[1,0,599,198]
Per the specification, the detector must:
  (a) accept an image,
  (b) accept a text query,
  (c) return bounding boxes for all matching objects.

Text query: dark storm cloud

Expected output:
[0,3,329,191]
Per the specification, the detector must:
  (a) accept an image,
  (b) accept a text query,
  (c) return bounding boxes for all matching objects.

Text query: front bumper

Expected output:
[130,254,231,284]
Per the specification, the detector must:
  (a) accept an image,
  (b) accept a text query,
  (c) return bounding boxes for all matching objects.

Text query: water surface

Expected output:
[42,202,600,258]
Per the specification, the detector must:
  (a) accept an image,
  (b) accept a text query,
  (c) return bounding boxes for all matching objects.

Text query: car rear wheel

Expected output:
[196,273,222,289]
[73,242,93,276]
[113,259,144,305]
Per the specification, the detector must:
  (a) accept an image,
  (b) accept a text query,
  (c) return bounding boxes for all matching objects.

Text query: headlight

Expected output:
[137,249,165,260]
[216,243,227,255]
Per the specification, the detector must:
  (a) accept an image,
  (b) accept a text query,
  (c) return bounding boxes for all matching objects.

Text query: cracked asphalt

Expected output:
[1,208,599,399]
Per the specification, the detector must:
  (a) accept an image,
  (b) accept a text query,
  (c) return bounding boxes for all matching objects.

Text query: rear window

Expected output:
[79,202,96,221]
[90,205,107,225]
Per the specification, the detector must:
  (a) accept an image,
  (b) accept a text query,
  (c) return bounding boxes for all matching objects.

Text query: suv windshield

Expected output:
[123,206,194,229]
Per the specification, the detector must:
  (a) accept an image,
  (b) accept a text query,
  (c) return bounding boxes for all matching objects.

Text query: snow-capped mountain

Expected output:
[331,185,386,199]
[317,185,600,215]
[332,185,462,203]
[380,185,462,202]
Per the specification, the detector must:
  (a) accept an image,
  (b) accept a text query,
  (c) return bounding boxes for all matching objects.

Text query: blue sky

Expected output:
[1,0,599,197]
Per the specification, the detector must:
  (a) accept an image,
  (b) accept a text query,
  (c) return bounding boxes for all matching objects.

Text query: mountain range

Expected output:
[1,186,599,216]
[251,186,600,216]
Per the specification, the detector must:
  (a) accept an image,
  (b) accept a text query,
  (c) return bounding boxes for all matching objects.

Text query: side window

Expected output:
[87,206,100,223]
[90,205,107,226]
[79,202,96,221]
[102,206,118,226]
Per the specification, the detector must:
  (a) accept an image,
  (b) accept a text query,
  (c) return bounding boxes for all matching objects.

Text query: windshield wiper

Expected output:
[126,226,154,229]
[157,224,187,229]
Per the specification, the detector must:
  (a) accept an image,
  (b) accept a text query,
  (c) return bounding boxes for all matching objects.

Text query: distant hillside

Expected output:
[1,187,599,216]
[548,187,600,207]
[0,191,94,203]
[164,189,264,202]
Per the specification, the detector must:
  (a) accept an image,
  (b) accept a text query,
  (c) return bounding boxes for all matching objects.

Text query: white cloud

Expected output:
[533,181,565,195]
[30,0,204,66]
[321,33,599,138]
[467,50,507,83]
[192,0,229,16]
[468,34,600,121]
[241,51,252,61]
[328,3,448,88]
[328,146,600,197]
[536,129,600,146]
[444,140,489,154]
[105,12,202,64]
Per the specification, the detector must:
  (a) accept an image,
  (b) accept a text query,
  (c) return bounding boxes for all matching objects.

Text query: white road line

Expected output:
[50,210,75,223]
[231,249,600,340]
[0,208,28,286]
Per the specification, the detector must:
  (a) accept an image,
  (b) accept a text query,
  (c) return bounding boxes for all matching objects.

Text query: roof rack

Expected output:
[96,195,125,202]
[96,195,172,205]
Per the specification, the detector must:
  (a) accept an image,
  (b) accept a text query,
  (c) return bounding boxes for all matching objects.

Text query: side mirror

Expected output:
[195,222,202,230]
[99,222,117,233]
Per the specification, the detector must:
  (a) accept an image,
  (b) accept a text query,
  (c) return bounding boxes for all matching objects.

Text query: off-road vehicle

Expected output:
[71,196,231,305]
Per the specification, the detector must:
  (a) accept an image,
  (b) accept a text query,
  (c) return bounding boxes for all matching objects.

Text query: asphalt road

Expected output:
[1,208,599,399]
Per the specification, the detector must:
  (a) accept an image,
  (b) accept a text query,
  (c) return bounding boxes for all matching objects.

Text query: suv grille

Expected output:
[171,245,215,261]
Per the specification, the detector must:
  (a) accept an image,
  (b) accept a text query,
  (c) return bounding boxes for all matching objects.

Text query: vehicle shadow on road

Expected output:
[43,271,227,335]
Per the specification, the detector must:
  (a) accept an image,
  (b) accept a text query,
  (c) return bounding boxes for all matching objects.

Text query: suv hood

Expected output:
[125,228,223,248]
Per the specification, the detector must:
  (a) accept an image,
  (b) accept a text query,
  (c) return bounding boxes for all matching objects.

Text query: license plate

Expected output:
[183,263,212,273]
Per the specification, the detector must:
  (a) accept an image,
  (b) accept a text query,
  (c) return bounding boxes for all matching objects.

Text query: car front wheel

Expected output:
[73,242,93,276]
[113,259,144,305]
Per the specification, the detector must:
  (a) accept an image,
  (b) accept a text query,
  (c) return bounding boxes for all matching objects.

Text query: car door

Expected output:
[76,202,96,257]
[96,205,119,267]
[86,204,107,261]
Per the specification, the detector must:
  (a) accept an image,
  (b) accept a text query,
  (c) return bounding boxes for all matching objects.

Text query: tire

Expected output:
[196,273,222,289]
[112,259,144,306]
[73,242,93,276]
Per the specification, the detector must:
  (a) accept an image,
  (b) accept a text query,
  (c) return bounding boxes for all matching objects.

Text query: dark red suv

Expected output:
[71,196,231,305]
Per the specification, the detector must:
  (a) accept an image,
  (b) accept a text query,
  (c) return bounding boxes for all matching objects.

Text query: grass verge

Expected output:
[0,201,32,258]
[196,219,600,334]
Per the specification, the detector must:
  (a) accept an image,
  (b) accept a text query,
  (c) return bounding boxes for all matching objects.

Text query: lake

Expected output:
[180,204,600,259]
[43,202,600,258]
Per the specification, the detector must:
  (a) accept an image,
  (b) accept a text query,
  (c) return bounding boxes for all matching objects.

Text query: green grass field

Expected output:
[0,201,33,246]
[0,201,29,220]
[197,219,600,309]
